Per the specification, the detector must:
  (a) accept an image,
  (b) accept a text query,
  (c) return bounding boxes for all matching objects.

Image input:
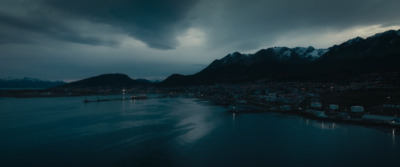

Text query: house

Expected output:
[280,105,291,111]
[351,106,364,112]
[329,104,339,111]
[311,102,322,108]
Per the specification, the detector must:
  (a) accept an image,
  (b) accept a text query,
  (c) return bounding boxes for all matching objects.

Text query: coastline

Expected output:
[1,89,399,130]
[201,97,400,129]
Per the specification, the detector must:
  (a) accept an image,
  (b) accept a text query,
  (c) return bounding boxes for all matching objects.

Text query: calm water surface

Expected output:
[0,96,399,166]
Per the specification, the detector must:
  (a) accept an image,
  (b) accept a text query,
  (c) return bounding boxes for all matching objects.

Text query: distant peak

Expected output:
[100,73,128,76]
[370,29,399,39]
[230,51,242,57]
[96,73,131,78]
[345,36,364,45]
[271,47,289,54]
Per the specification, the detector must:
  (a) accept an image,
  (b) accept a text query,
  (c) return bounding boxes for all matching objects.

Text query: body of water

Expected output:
[0,96,399,166]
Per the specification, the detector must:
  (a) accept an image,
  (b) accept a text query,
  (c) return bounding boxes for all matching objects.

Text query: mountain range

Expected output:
[161,29,400,86]
[37,29,400,89]
[53,73,152,89]
[0,77,66,89]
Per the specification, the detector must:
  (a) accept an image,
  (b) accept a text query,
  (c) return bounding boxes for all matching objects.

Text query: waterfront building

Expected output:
[280,105,291,111]
[329,104,339,111]
[351,106,364,112]
[311,102,322,108]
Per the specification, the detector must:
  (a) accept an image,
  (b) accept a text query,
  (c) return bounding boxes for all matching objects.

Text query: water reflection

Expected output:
[304,118,337,130]
[130,99,134,109]
[393,128,396,148]
[173,100,217,145]
[175,115,212,145]
[318,122,336,130]
[122,99,126,111]
[121,99,141,111]
[2,97,400,166]
[232,113,236,129]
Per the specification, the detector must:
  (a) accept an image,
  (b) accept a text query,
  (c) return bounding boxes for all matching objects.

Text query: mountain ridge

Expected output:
[161,29,400,86]
[53,73,152,89]
[0,77,66,89]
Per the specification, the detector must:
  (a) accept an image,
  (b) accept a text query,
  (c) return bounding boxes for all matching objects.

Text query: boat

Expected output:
[131,94,147,100]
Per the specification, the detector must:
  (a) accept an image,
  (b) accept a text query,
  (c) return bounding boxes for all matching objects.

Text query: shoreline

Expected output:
[1,90,399,130]
[201,97,400,129]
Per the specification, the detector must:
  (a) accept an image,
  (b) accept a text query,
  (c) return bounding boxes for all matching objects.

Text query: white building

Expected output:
[280,105,291,111]
[351,106,364,112]
[329,104,339,111]
[311,102,322,108]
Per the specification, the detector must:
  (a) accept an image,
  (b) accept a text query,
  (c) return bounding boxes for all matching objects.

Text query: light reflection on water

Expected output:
[393,128,396,148]
[171,100,217,145]
[303,118,338,130]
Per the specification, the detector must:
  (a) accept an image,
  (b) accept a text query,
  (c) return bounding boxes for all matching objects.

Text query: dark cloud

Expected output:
[192,0,400,50]
[44,0,199,49]
[0,8,118,46]
[1,0,399,50]
[1,0,400,80]
[0,0,199,49]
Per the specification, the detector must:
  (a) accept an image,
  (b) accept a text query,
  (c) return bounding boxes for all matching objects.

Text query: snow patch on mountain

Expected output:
[218,45,330,68]
[292,46,327,58]
[282,50,292,57]
[293,47,307,55]
[308,49,320,58]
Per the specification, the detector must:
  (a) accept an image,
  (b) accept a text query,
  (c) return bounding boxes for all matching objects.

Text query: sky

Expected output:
[1,0,400,82]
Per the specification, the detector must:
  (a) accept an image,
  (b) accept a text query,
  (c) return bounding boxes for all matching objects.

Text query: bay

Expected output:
[0,96,399,166]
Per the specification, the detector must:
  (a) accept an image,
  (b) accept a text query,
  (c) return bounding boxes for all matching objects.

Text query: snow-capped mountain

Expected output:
[161,29,400,86]
[209,46,328,70]
[274,46,328,59]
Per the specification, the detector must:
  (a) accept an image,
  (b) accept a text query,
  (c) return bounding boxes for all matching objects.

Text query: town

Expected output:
[1,72,400,128]
[169,79,400,127]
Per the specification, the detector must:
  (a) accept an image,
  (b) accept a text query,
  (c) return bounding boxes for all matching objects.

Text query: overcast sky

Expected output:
[1,0,400,81]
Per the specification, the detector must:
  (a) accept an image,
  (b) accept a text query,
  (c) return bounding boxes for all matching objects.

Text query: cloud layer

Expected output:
[1,0,400,80]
